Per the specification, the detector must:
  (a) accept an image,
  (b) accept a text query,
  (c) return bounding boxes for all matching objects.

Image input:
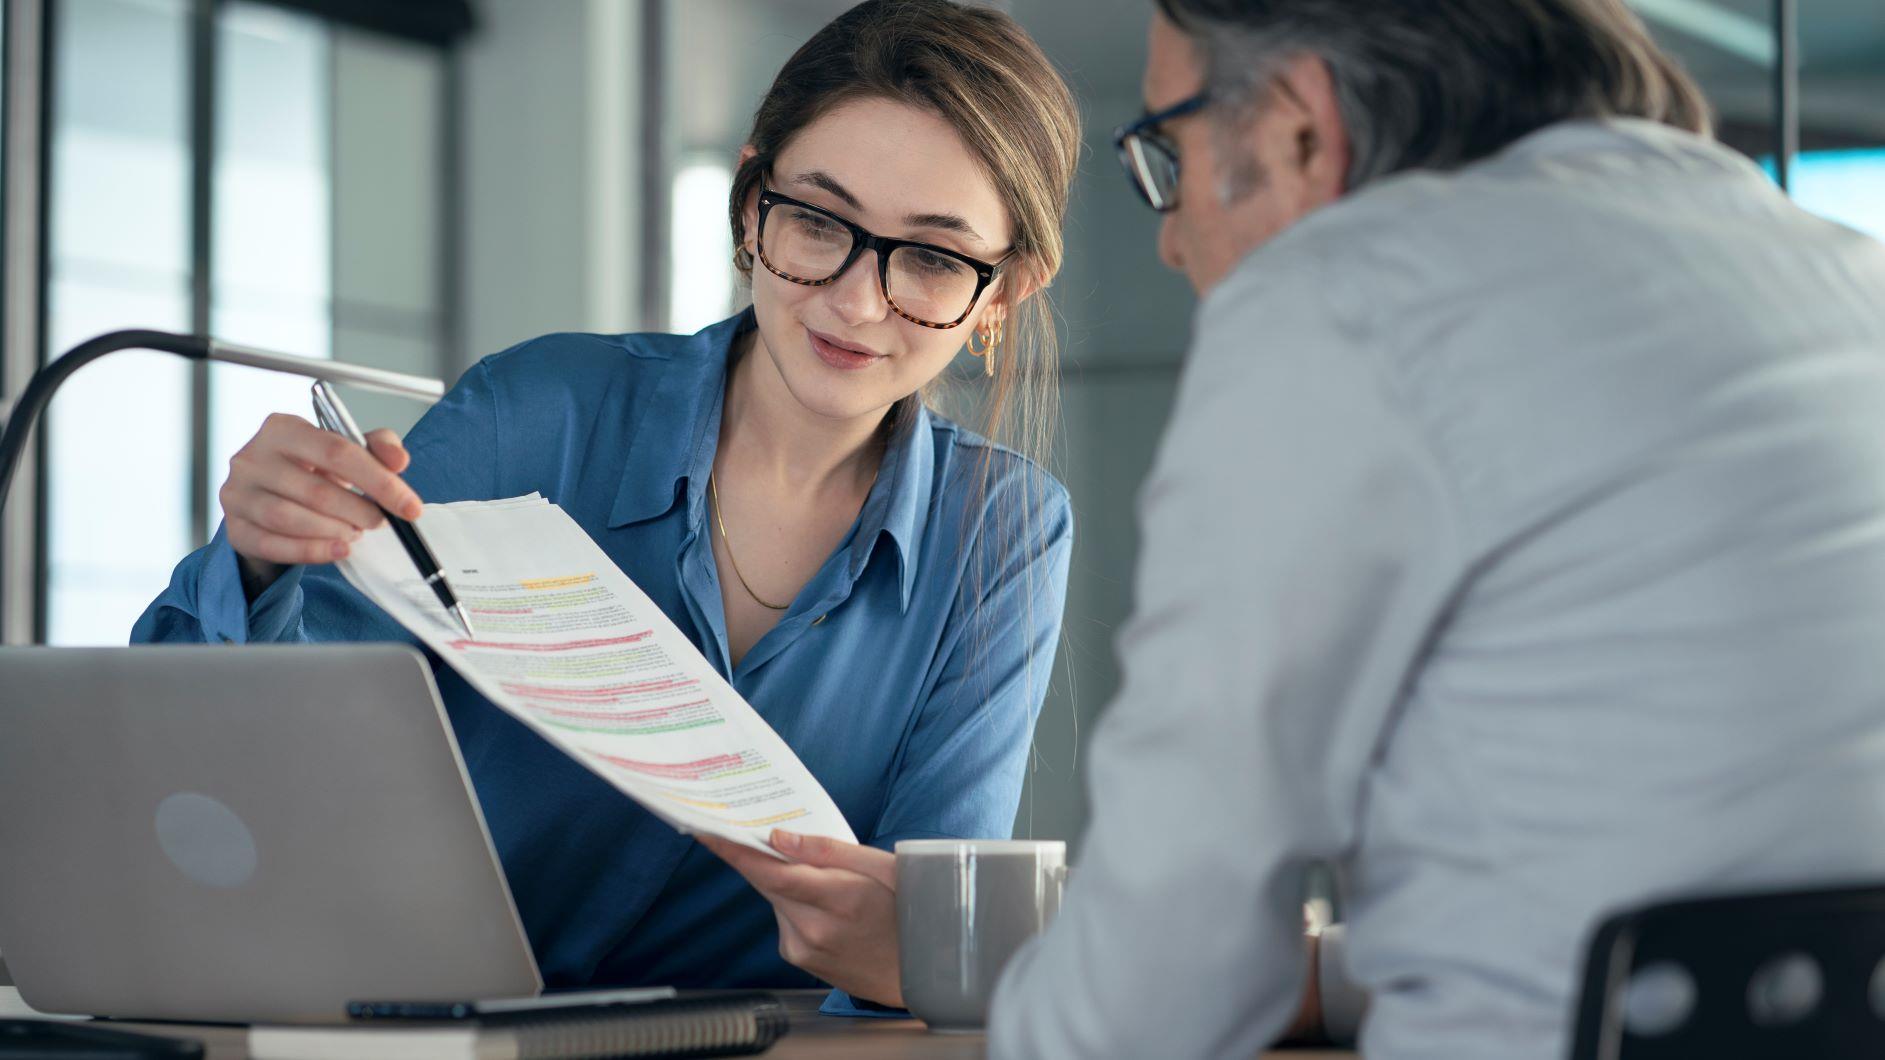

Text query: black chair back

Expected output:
[1569,884,1885,1059]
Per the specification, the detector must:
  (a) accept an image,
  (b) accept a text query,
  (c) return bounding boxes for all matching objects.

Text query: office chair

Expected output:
[1568,883,1885,1059]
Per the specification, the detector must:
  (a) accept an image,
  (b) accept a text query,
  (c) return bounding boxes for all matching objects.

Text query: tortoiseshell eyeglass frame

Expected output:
[754,185,1015,330]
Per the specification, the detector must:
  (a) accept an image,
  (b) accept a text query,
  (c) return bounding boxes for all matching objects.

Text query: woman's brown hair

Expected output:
[732,0,1079,466]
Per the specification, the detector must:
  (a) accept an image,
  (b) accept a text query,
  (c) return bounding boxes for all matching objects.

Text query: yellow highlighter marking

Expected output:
[519,574,598,590]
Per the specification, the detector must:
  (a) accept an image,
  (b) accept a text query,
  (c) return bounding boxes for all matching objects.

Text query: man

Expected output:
[989,1,1885,1057]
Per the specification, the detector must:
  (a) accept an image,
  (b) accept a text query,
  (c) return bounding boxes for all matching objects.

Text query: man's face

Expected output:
[1143,13,1345,296]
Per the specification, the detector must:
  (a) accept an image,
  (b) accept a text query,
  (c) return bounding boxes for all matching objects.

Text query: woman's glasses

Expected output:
[1113,92,1209,213]
[754,186,1012,329]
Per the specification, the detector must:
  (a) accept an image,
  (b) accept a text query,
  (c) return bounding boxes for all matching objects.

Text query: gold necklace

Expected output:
[708,461,885,613]
[709,470,792,611]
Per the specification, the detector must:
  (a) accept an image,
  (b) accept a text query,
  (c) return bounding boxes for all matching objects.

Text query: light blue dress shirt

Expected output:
[132,309,1072,1008]
[990,119,1885,1059]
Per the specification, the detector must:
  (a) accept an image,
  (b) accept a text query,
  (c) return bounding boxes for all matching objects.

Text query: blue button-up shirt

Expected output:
[132,310,1072,1001]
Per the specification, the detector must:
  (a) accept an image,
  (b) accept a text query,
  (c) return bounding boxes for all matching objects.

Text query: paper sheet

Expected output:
[336,493,856,856]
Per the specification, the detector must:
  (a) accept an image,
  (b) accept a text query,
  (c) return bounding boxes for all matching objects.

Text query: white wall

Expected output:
[454,0,643,370]
[1009,88,1199,847]
[332,28,447,436]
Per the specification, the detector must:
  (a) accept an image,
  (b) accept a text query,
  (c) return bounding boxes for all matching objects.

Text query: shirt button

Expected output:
[812,614,827,626]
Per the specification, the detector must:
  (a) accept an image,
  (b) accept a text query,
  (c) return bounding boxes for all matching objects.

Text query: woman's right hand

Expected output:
[220,412,425,594]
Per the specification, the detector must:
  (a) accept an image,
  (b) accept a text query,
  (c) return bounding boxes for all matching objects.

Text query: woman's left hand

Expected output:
[699,830,903,1008]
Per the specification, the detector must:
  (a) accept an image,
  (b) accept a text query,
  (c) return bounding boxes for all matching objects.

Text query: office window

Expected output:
[1790,149,1885,240]
[668,159,734,334]
[41,0,450,645]
[207,2,332,536]
[1792,4,1885,240]
[44,0,194,645]
[663,0,853,334]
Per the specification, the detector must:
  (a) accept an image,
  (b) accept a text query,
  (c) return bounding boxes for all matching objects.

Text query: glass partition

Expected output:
[44,0,193,644]
[1792,0,1885,238]
[43,0,450,644]
[206,1,332,539]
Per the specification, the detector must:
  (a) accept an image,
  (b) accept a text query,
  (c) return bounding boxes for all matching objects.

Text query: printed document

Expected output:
[336,493,856,855]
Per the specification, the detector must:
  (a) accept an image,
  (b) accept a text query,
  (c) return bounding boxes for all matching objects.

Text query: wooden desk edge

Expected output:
[99,989,1357,1059]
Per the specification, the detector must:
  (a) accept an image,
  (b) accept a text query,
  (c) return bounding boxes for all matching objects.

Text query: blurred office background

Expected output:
[0,0,1879,848]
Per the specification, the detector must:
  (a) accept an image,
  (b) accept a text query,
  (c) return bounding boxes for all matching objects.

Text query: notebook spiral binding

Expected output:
[492,993,789,1060]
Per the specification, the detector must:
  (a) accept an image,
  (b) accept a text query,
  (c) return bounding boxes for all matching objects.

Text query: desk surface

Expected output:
[103,990,1355,1059]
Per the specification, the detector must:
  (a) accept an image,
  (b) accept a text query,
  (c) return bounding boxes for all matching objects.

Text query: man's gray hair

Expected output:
[1155,0,1712,191]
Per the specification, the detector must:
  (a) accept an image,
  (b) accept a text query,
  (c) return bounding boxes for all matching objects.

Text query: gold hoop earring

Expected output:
[968,328,993,376]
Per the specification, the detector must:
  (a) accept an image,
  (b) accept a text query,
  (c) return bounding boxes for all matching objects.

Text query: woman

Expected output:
[132,0,1079,1013]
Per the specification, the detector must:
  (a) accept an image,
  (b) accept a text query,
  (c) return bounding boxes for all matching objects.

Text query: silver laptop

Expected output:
[0,644,542,1023]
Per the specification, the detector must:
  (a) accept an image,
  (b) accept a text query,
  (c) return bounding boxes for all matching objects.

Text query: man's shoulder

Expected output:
[1214,165,1518,325]
[1202,123,1756,360]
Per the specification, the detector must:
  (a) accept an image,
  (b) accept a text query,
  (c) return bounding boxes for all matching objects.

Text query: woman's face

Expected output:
[741,96,1020,425]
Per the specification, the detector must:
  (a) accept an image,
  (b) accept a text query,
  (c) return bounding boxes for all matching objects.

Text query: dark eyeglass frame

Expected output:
[755,185,1014,329]
[1112,91,1209,213]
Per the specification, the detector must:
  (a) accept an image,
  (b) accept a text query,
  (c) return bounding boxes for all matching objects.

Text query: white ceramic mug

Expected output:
[895,838,1067,1032]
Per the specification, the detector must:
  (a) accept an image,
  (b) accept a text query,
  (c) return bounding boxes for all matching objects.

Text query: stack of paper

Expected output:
[337,494,855,856]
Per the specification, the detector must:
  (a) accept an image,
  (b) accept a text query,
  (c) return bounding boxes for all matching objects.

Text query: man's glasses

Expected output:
[1113,92,1209,213]
[754,186,1013,329]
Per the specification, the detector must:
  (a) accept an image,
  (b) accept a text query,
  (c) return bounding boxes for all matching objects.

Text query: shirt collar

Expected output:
[850,399,934,614]
[606,310,748,531]
[606,308,934,613]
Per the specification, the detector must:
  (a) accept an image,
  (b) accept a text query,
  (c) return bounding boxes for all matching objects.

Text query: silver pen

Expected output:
[310,381,477,640]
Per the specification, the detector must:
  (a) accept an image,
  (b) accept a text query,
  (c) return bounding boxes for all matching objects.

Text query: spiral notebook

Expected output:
[247,992,788,1060]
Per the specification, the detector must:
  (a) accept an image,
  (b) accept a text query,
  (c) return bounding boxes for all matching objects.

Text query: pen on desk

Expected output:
[310,381,477,640]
